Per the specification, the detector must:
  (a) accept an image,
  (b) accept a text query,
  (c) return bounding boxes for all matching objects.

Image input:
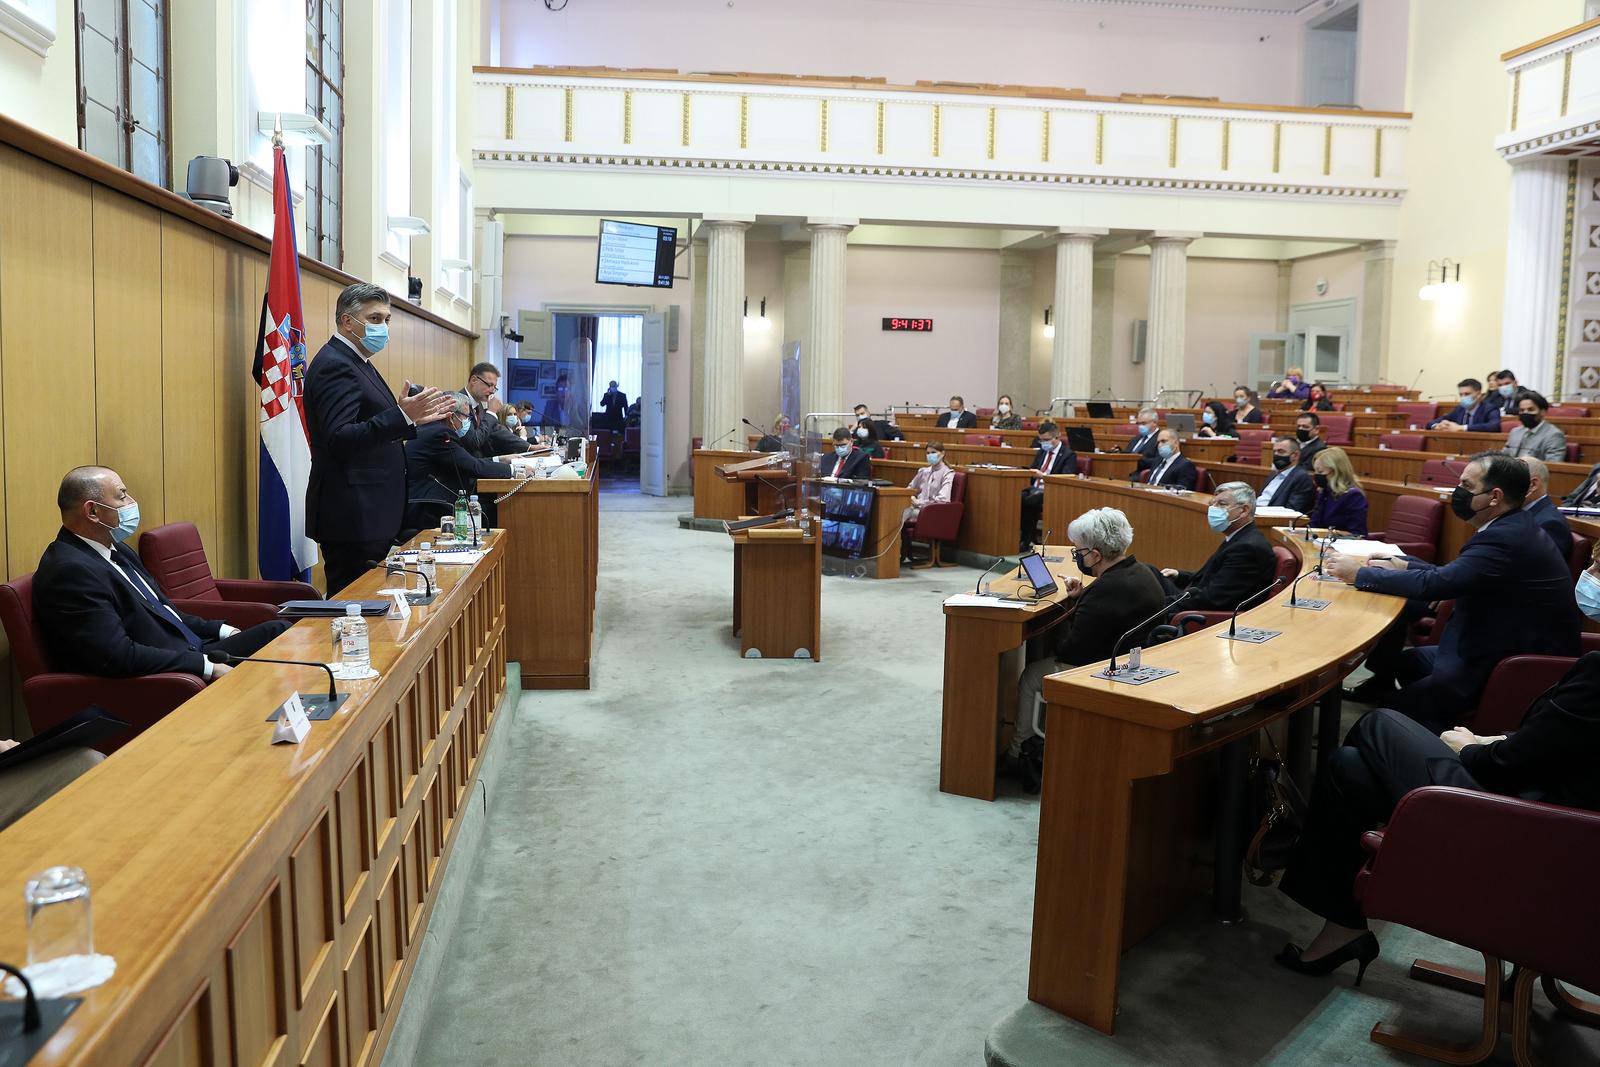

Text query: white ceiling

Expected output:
[1067,0,1323,15]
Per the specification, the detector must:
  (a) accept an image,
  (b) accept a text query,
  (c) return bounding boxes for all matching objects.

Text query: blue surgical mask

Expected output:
[926,452,941,465]
[454,418,471,439]
[1158,443,1174,459]
[1202,410,1216,426]
[521,414,535,426]
[1138,423,1153,436]
[1206,504,1231,532]
[93,499,141,543]
[1578,572,1600,620]
[1499,383,1515,398]
[835,444,851,457]
[360,322,389,354]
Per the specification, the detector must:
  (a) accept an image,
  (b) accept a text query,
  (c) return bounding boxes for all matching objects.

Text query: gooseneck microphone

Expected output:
[1228,575,1287,637]
[1287,559,1324,606]
[365,558,434,598]
[208,651,338,706]
[1107,589,1193,674]
[975,555,1009,596]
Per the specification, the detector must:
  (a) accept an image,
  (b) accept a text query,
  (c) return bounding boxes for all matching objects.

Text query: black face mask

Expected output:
[1519,412,1541,429]
[1313,473,1329,490]
[1072,549,1093,574]
[1270,454,1292,471]
[1295,428,1313,443]
[1450,485,1483,521]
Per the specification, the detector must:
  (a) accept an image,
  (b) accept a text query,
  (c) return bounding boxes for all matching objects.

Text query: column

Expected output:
[1500,157,1569,394]
[1090,256,1116,398]
[1051,229,1106,404]
[1145,233,1198,401]
[805,219,855,418]
[701,218,750,452]
[688,239,709,443]
[1275,259,1293,331]
[997,250,1033,404]
[1359,240,1395,385]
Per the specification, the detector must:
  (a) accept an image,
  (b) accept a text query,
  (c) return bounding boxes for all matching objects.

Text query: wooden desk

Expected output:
[867,486,913,579]
[1027,528,1404,1035]
[940,548,1086,800]
[957,467,1037,556]
[1355,427,1600,464]
[693,448,760,520]
[730,523,822,659]
[0,535,509,1066]
[480,466,598,689]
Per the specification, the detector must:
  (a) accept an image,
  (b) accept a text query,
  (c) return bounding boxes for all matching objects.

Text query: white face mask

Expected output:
[998,403,1010,414]
[856,426,869,439]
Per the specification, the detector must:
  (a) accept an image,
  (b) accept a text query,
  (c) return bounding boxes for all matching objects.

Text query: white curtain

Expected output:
[591,314,644,408]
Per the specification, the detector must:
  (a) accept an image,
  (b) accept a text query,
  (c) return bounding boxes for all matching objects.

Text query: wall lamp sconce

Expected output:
[1042,305,1055,339]
[1418,259,1463,302]
[744,297,771,330]
[256,111,332,146]
[388,215,431,237]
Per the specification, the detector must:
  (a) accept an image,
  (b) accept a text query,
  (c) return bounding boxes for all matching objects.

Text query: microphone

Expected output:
[1287,557,1325,605]
[975,555,1009,596]
[364,558,434,600]
[1227,575,1287,637]
[208,651,347,715]
[742,416,775,439]
[1107,589,1193,674]
[704,426,743,451]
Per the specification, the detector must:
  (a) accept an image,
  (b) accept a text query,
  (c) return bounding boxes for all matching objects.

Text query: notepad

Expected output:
[943,593,1033,610]
[1254,506,1304,520]
[1322,538,1404,559]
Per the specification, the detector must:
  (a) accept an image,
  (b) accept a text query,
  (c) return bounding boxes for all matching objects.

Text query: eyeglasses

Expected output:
[471,375,498,392]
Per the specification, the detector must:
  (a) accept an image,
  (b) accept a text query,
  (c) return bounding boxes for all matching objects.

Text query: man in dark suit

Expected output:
[1518,456,1574,558]
[1005,505,1167,791]
[1257,437,1317,514]
[1159,481,1277,611]
[1326,452,1581,730]
[818,427,872,480]
[1145,428,1198,490]
[1428,378,1502,432]
[600,380,628,427]
[1125,407,1162,471]
[404,394,517,532]
[463,362,531,458]
[1019,421,1079,551]
[1563,458,1600,507]
[853,403,903,442]
[1294,411,1327,470]
[305,283,454,595]
[35,467,290,683]
[935,396,977,429]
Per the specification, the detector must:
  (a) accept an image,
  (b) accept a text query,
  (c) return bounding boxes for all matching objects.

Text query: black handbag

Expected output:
[1244,731,1308,886]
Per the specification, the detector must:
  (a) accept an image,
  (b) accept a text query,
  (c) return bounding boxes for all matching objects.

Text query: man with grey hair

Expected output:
[403,393,516,532]
[305,282,455,594]
[1001,507,1166,793]
[1158,481,1277,611]
[1517,454,1574,558]
[1129,406,1161,470]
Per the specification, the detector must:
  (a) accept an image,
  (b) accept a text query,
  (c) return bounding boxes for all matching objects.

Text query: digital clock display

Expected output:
[882,317,934,332]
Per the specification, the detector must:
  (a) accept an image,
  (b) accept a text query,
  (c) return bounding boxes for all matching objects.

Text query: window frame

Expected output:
[303,0,345,268]
[73,0,173,188]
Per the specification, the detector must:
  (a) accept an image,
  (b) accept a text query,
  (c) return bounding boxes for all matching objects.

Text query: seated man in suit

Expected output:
[1159,481,1277,611]
[1294,411,1327,470]
[1257,436,1317,514]
[1564,457,1600,507]
[1326,452,1580,730]
[1127,407,1162,470]
[935,396,977,429]
[1003,506,1167,792]
[0,741,102,831]
[1518,455,1574,558]
[35,467,291,683]
[1144,428,1197,490]
[1489,369,1521,419]
[462,362,531,458]
[1020,421,1078,551]
[1428,377,1501,432]
[818,427,872,480]
[1505,390,1568,463]
[853,403,903,442]
[404,394,517,532]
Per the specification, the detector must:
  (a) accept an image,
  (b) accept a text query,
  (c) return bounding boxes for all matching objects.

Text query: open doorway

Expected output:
[555,311,645,490]
[1304,2,1359,108]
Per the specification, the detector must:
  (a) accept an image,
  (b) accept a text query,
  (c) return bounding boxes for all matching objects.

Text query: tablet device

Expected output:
[1166,412,1196,434]
[1017,552,1059,598]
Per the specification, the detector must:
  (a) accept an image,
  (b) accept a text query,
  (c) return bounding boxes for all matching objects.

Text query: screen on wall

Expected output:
[595,220,677,288]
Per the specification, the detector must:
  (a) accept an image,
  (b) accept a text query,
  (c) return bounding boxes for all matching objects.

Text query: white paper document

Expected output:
[1323,538,1404,559]
[943,593,1033,610]
[1254,506,1304,519]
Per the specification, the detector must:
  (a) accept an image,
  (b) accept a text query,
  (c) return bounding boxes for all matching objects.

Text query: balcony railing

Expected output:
[1499,18,1600,159]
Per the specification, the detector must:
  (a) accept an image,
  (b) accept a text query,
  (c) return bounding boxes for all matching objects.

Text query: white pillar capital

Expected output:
[806,217,858,232]
[1145,231,1201,248]
[701,214,755,227]
[1052,227,1108,243]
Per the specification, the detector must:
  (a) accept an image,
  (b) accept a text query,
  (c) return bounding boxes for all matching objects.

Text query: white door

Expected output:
[1302,328,1352,385]
[640,312,667,496]
[1248,332,1302,394]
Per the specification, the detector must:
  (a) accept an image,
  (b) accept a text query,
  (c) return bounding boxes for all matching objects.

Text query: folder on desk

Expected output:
[0,706,127,773]
[1321,539,1404,559]
[277,600,392,618]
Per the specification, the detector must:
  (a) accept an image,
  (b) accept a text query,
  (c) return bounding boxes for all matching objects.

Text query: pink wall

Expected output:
[495,0,1309,105]
[843,245,1000,414]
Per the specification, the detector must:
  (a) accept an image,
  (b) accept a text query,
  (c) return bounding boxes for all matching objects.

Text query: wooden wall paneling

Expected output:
[374,856,404,1011]
[289,811,337,1019]
[335,757,373,924]
[302,277,332,365]
[160,218,220,562]
[401,810,424,942]
[343,916,379,1067]
[245,255,265,579]
[213,236,258,579]
[371,716,399,856]
[0,147,97,576]
[224,882,290,1067]
[91,191,166,536]
[298,991,345,1067]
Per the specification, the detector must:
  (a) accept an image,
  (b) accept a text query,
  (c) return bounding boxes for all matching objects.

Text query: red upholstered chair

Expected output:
[1371,496,1446,562]
[1319,413,1355,445]
[1191,465,1212,494]
[1567,441,1582,463]
[1418,458,1467,488]
[1074,455,1093,477]
[975,407,995,419]
[1569,533,1593,583]
[903,471,966,568]
[1355,787,1600,1066]
[1549,404,1588,417]
[1470,655,1576,733]
[1020,419,1038,431]
[1395,401,1437,429]
[624,426,641,459]
[138,522,314,625]
[0,573,205,753]
[1379,433,1425,452]
[1235,428,1273,465]
[963,434,991,446]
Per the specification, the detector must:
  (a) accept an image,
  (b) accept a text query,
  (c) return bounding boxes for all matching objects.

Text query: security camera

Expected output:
[185,156,239,217]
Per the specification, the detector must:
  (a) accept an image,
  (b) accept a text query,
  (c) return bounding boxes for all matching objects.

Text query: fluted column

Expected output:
[1500,158,1569,394]
[805,219,855,419]
[1360,240,1395,385]
[701,218,750,452]
[1051,229,1106,404]
[1145,233,1197,401]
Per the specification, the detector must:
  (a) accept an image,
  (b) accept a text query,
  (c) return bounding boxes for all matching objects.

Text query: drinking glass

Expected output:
[25,866,92,966]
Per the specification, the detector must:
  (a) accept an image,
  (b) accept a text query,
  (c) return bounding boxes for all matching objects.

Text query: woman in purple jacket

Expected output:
[1267,366,1312,400]
[1308,446,1368,536]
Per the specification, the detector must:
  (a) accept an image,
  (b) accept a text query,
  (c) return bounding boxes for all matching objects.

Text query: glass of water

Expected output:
[25,866,92,965]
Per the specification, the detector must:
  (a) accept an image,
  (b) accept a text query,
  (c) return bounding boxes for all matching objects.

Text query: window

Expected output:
[304,0,344,267]
[450,170,472,302]
[75,0,170,187]
[380,0,410,264]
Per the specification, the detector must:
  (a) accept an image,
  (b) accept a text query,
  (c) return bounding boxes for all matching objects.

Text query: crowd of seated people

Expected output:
[1505,389,1566,462]
[1258,436,1316,513]
[1232,387,1265,424]
[1196,400,1235,437]
[1019,421,1078,551]
[1428,377,1501,431]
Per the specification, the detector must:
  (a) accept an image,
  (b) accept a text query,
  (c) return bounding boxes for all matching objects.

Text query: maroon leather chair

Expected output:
[1394,401,1437,429]
[903,471,966,568]
[0,573,205,753]
[1074,455,1093,477]
[1418,458,1467,488]
[1234,428,1272,465]
[1170,545,1300,634]
[1371,495,1446,562]
[1379,433,1425,452]
[1567,441,1583,464]
[1569,533,1593,584]
[1356,787,1600,1066]
[1549,404,1588,418]
[1320,413,1355,445]
[138,522,314,626]
[1470,654,1577,734]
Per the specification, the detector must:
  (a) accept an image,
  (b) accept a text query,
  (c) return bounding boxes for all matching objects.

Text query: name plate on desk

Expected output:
[1089,665,1179,685]
[746,527,807,540]
[1218,627,1281,643]
[270,693,311,744]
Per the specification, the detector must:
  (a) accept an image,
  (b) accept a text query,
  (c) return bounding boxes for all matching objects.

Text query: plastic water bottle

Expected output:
[468,495,483,538]
[416,542,437,593]
[453,492,470,538]
[339,604,369,670]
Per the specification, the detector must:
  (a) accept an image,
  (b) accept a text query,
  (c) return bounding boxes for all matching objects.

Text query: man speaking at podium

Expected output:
[305,283,454,594]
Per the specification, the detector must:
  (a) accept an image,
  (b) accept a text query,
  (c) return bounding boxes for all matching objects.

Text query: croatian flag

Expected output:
[252,143,317,581]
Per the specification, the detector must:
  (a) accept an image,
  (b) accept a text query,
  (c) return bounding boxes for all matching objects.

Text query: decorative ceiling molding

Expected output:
[0,0,56,56]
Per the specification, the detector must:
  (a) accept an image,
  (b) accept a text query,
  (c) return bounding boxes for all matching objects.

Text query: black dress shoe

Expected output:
[1343,678,1396,703]
[997,752,1041,795]
[1275,931,1379,986]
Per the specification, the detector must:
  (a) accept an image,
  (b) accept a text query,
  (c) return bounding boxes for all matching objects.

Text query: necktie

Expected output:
[116,554,205,650]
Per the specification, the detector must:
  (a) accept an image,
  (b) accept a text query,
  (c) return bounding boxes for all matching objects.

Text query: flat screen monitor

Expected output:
[1086,401,1115,420]
[1066,427,1096,454]
[833,520,866,558]
[1166,412,1196,434]
[595,220,677,288]
[1017,552,1058,598]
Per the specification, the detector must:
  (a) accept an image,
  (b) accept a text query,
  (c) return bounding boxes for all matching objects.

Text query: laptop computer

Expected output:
[1086,401,1115,420]
[1166,412,1197,434]
[1066,426,1097,454]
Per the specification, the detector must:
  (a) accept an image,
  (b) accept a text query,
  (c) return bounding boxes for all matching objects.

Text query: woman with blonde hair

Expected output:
[1309,446,1367,536]
[1268,365,1311,400]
